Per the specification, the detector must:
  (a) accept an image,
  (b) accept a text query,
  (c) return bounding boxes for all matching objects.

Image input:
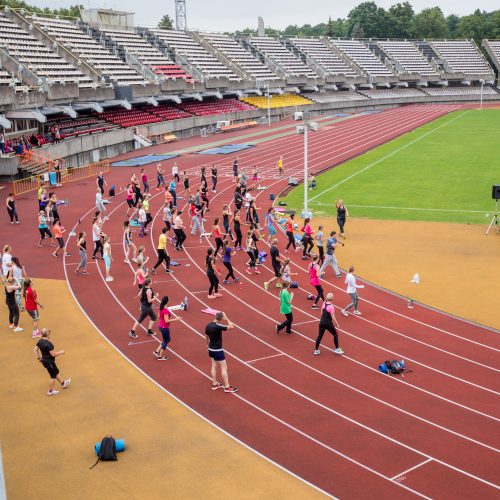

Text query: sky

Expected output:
[29,0,499,31]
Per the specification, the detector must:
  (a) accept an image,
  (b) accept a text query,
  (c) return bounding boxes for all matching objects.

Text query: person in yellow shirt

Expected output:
[277,156,284,177]
[151,227,171,274]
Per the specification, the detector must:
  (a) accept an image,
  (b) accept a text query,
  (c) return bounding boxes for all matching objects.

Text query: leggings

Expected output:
[157,174,165,189]
[277,312,293,334]
[303,236,314,256]
[246,250,256,268]
[234,227,242,248]
[317,246,324,266]
[212,176,217,191]
[153,249,170,271]
[173,229,186,249]
[223,261,236,280]
[159,327,171,350]
[337,217,346,234]
[208,271,219,295]
[344,292,359,312]
[78,249,87,270]
[214,237,224,257]
[93,239,103,258]
[314,285,324,305]
[315,323,339,350]
[285,231,295,250]
[7,208,19,223]
[223,222,233,241]
[201,195,209,209]
[39,227,52,240]
[7,302,20,326]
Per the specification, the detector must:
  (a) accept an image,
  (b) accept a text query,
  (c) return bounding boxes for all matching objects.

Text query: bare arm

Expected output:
[222,312,234,330]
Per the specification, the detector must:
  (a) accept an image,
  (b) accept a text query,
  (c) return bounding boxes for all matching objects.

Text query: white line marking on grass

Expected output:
[310,202,489,214]
[391,458,433,481]
[309,110,470,203]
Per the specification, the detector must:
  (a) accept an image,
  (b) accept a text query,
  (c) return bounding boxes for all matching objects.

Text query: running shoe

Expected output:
[145,329,155,336]
[336,274,342,278]
[311,305,319,309]
[214,293,223,297]
[234,277,240,282]
[245,268,252,275]
[275,283,282,288]
[211,382,223,391]
[153,350,160,358]
[62,379,71,389]
[105,276,114,282]
[32,330,41,339]
[158,357,169,361]
[223,280,230,284]
[313,349,320,355]
[8,324,14,328]
[263,282,269,290]
[129,331,138,338]
[207,295,216,299]
[124,259,130,264]
[150,268,156,275]
[13,327,23,332]
[254,269,260,274]
[166,269,173,274]
[223,386,239,393]
[284,250,290,254]
[47,390,59,396]
[353,311,362,316]
[341,310,348,317]
[335,348,345,355]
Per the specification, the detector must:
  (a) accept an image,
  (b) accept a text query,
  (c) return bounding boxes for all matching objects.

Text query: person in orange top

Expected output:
[284,213,297,253]
[52,220,69,258]
[164,187,174,209]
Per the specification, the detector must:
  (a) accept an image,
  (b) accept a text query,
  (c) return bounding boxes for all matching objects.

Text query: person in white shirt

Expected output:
[138,204,147,237]
[341,265,364,316]
[95,188,106,216]
[172,162,180,183]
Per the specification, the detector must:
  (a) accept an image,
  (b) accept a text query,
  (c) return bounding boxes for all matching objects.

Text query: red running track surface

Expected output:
[6,105,500,499]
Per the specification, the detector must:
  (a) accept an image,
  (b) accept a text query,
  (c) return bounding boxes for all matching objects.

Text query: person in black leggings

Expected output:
[221,240,239,284]
[314,293,343,355]
[129,278,158,338]
[206,248,221,299]
[233,209,243,250]
[211,165,217,192]
[336,199,348,238]
[6,193,19,224]
[285,214,296,252]
[211,218,225,258]
[5,277,22,331]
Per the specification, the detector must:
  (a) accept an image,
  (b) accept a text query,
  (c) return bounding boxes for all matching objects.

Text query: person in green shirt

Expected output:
[276,281,294,334]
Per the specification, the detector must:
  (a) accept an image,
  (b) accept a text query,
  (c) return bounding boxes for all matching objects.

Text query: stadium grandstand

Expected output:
[0,4,498,176]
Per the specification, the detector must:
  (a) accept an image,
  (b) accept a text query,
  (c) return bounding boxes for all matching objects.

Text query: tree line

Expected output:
[240,2,500,42]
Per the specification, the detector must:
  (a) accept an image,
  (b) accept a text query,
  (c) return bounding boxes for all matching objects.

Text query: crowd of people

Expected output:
[3,156,362,396]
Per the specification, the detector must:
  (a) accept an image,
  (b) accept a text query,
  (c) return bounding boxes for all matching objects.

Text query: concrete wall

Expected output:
[0,156,18,177]
[0,86,15,106]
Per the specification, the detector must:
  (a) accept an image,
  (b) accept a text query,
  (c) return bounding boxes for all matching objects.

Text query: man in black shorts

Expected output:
[232,156,239,183]
[264,238,284,291]
[205,311,238,393]
[33,328,71,396]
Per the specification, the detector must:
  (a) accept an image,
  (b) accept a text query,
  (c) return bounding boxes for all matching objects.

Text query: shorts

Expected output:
[272,264,282,278]
[127,199,134,208]
[41,358,59,378]
[268,225,277,236]
[138,306,157,323]
[27,309,39,320]
[208,349,225,361]
[103,255,111,270]
[57,237,64,248]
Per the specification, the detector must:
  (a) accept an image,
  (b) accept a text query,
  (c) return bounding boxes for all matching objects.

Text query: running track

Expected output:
[8,104,500,498]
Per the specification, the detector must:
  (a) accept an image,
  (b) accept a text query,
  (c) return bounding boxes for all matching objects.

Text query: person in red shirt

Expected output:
[24,278,44,338]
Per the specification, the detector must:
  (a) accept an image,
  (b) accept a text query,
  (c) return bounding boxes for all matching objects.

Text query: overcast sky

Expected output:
[29,0,498,31]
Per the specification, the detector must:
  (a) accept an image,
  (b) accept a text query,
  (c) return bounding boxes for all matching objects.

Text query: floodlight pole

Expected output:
[304,114,309,216]
[267,83,271,127]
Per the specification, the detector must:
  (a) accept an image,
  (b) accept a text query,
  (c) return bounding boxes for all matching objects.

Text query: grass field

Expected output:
[283,109,500,224]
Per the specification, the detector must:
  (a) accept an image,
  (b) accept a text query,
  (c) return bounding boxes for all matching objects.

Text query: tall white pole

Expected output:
[267,84,271,126]
[304,124,308,216]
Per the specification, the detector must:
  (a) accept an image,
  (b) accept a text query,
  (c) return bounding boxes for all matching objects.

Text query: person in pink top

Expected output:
[140,168,150,193]
[125,184,135,217]
[309,255,324,309]
[301,217,314,259]
[153,296,180,360]
[133,262,147,290]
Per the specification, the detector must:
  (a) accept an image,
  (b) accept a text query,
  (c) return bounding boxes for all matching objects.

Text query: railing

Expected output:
[18,150,61,176]
[13,160,110,196]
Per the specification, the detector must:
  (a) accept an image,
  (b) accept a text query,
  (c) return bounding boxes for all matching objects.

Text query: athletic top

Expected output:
[205,322,228,351]
[36,338,55,360]
[223,247,232,263]
[135,270,146,286]
[279,289,292,314]
[158,233,167,250]
[124,229,132,245]
[143,198,149,211]
[140,286,153,307]
[7,198,15,210]
[92,224,101,242]
[159,307,172,329]
[53,225,63,239]
[286,219,293,232]
[211,167,217,178]
[183,177,189,189]
[326,236,337,255]
[206,255,215,273]
[309,263,320,286]
[302,223,313,237]
[141,172,147,183]
[126,187,134,200]
[277,159,283,170]
[25,287,37,311]
[5,286,16,305]
[79,239,87,250]
[10,265,23,280]
[223,213,229,227]
[317,231,324,246]
[169,180,176,191]
[282,265,291,284]
[97,174,104,187]
[213,225,222,239]
[172,165,178,175]
[2,252,12,276]
[270,245,280,267]
[337,205,347,220]
[320,303,335,327]
[38,215,47,229]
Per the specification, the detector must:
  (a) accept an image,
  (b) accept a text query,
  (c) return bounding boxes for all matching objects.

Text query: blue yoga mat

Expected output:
[112,154,178,167]
[95,439,125,454]
[196,144,255,155]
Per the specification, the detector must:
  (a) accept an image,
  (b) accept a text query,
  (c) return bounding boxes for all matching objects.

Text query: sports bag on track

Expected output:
[379,359,407,375]
[90,435,117,469]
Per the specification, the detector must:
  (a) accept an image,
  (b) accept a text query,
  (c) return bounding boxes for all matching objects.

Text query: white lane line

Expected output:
[128,339,157,346]
[294,319,318,327]
[391,458,433,481]
[310,202,489,214]
[246,353,285,364]
[309,110,469,202]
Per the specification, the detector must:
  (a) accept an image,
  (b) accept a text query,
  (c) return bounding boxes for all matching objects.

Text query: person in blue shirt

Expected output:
[168,178,177,208]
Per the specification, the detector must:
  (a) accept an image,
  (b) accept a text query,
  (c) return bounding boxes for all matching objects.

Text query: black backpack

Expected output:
[90,436,117,469]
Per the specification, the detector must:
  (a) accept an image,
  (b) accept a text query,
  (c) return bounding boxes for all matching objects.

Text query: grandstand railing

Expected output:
[13,160,110,196]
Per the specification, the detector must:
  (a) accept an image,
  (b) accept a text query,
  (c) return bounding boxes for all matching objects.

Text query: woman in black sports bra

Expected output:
[336,199,348,238]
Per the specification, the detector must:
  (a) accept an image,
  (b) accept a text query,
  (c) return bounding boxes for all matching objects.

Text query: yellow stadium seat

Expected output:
[240,94,313,109]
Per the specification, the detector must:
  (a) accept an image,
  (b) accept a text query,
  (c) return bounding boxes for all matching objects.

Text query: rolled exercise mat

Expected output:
[95,439,125,455]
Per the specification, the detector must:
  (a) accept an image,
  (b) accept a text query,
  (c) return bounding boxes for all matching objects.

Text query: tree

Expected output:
[157,14,173,30]
[351,22,365,38]
[347,1,390,38]
[388,2,415,38]
[446,14,460,38]
[456,10,487,41]
[325,17,335,37]
[413,7,448,39]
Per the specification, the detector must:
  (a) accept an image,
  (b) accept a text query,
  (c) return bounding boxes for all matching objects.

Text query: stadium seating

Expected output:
[176,98,255,116]
[99,108,162,127]
[288,38,358,77]
[199,33,280,81]
[430,40,493,76]
[246,37,318,78]
[421,86,498,96]
[240,93,312,109]
[329,39,394,78]
[45,115,115,139]
[358,88,426,99]
[143,104,193,120]
[27,15,149,85]
[306,91,367,103]
[0,12,94,88]
[483,40,500,74]
[377,41,438,76]
[101,29,194,82]
[147,29,240,80]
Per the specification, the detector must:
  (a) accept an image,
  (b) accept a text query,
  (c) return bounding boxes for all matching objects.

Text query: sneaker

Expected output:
[52,252,58,258]
[32,331,41,339]
[245,268,252,275]
[295,247,301,253]
[284,249,290,254]
[150,268,156,275]
[341,310,348,317]
[254,269,260,274]
[165,269,173,274]
[234,277,240,282]
[224,386,239,393]
[145,329,155,336]
[158,357,169,361]
[275,282,282,288]
[124,259,130,264]
[129,331,138,338]
[8,324,14,329]
[336,274,342,278]
[62,379,71,389]
[353,310,362,316]
[207,295,216,299]
[47,390,59,396]
[313,349,320,355]
[211,382,223,391]
[335,348,345,355]
[153,350,160,358]
[105,276,114,282]
[14,327,23,332]
[312,305,319,309]
[223,280,230,284]
[263,282,269,290]
[214,293,223,297]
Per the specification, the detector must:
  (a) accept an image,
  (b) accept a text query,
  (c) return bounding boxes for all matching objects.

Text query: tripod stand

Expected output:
[485,199,499,235]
